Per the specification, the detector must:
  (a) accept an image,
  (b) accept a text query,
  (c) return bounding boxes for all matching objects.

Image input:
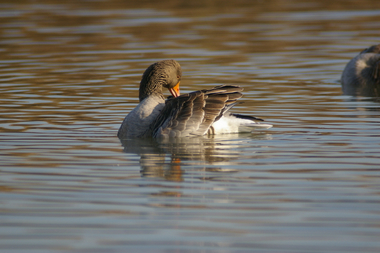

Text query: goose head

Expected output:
[139,60,182,101]
[341,44,380,96]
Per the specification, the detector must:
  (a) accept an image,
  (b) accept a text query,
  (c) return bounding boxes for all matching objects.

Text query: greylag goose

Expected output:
[117,60,272,139]
[341,44,380,97]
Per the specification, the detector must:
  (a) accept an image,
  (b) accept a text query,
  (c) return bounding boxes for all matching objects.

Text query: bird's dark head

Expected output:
[139,60,182,101]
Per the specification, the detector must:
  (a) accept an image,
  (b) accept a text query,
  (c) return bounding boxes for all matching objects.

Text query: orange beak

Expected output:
[168,81,180,98]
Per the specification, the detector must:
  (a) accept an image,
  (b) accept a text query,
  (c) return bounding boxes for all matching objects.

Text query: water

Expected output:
[1,0,380,252]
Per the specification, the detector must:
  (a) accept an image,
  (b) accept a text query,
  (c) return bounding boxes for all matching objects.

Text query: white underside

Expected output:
[211,114,273,134]
[119,97,273,138]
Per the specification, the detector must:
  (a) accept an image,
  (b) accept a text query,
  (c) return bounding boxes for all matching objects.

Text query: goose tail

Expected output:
[211,113,273,134]
[232,113,273,131]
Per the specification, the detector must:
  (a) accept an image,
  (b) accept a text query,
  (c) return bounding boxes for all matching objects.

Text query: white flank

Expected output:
[211,114,273,134]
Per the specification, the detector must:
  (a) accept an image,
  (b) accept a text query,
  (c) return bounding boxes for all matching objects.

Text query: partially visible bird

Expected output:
[117,60,272,139]
[341,44,380,97]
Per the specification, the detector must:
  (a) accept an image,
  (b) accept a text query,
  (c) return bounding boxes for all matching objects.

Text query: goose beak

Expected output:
[168,81,180,98]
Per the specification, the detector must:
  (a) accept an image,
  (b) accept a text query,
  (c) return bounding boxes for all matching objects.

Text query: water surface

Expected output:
[1,0,380,252]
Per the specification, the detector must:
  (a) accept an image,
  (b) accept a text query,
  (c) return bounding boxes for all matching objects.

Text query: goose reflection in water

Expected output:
[341,44,380,97]
[119,134,272,181]
[116,59,273,181]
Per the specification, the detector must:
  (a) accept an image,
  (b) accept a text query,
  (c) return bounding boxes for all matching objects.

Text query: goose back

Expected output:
[152,85,243,138]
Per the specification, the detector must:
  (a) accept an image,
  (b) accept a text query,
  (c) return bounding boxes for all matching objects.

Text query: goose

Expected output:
[341,44,380,97]
[117,60,272,139]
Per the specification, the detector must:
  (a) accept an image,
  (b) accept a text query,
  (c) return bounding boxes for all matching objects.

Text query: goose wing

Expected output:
[152,85,243,138]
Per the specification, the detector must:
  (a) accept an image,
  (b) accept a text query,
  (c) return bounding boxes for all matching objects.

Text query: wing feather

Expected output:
[152,85,243,138]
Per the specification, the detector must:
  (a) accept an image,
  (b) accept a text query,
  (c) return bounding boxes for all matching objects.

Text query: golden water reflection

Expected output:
[120,133,273,181]
[1,0,380,252]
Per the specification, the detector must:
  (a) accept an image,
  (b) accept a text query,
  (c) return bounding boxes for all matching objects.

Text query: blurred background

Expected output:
[1,0,380,252]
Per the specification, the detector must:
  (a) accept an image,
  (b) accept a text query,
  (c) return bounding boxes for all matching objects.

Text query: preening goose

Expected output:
[341,44,380,97]
[117,60,272,139]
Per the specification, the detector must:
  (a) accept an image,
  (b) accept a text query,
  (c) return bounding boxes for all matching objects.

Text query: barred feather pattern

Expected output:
[152,85,243,138]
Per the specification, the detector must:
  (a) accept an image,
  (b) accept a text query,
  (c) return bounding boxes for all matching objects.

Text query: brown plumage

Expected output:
[117,60,272,139]
[151,85,243,138]
[341,44,380,97]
